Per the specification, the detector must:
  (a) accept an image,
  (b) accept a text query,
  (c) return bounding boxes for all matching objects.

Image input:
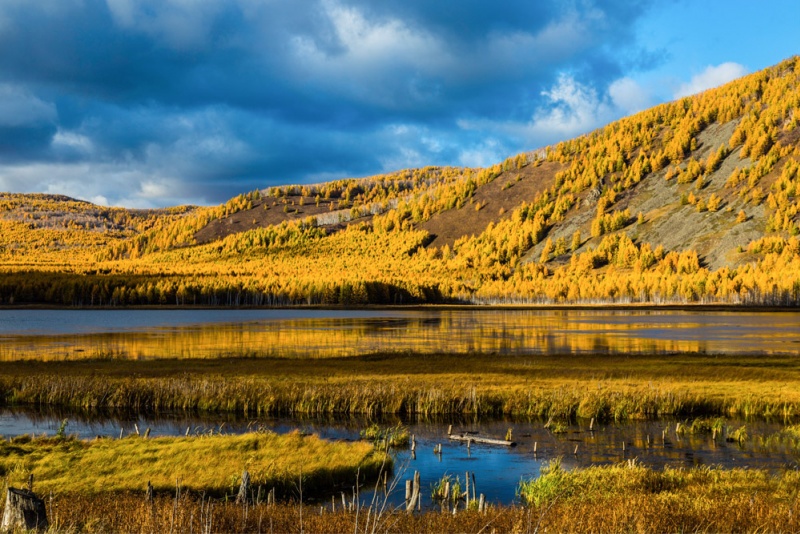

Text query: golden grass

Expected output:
[38,464,800,533]
[0,432,387,496]
[2,352,800,420]
[519,458,799,505]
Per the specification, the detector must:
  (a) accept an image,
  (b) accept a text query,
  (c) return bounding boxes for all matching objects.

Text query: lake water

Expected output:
[2,308,799,506]
[2,409,798,507]
[1,308,799,360]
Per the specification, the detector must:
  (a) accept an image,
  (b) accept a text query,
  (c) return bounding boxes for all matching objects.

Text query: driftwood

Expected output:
[448,433,516,447]
[1,488,48,532]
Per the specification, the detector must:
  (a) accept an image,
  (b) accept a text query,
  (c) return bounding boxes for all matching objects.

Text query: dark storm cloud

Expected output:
[0,0,660,207]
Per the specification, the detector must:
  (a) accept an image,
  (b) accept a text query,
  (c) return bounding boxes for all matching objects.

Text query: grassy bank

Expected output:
[0,432,388,497]
[38,463,800,533]
[2,352,800,421]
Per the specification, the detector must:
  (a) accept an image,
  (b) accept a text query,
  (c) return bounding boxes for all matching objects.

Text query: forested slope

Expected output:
[2,57,800,306]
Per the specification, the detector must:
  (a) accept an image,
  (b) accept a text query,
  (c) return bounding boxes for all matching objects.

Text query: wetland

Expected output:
[1,307,799,532]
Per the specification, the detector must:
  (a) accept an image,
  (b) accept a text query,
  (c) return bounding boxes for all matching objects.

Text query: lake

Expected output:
[1,308,799,361]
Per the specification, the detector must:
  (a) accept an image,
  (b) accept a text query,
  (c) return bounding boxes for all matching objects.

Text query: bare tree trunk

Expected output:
[1,488,48,532]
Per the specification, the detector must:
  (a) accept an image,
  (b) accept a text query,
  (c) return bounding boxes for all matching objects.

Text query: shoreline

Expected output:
[1,302,799,312]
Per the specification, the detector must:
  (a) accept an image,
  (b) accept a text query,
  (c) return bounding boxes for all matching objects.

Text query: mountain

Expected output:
[2,56,800,306]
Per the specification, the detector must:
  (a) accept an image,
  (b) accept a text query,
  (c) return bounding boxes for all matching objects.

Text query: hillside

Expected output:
[2,56,800,306]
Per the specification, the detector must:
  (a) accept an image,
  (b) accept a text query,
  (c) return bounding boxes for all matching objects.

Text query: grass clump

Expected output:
[756,424,800,451]
[726,424,748,445]
[518,457,570,506]
[359,423,409,448]
[0,431,388,497]
[430,474,462,504]
[689,417,725,435]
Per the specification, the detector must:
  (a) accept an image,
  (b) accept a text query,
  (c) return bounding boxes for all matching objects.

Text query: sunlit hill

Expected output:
[3,57,800,306]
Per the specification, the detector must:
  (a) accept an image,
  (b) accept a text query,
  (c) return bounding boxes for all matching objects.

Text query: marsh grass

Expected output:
[36,463,800,533]
[359,424,409,448]
[688,417,725,435]
[430,474,463,505]
[516,461,800,533]
[726,424,749,444]
[517,457,568,507]
[756,424,800,451]
[2,352,800,422]
[0,432,387,497]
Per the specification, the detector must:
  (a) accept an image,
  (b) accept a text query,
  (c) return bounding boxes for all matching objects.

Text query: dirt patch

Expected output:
[194,196,368,243]
[419,161,564,248]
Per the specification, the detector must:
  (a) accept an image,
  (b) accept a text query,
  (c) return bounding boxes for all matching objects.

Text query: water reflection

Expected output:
[2,408,798,507]
[0,309,799,361]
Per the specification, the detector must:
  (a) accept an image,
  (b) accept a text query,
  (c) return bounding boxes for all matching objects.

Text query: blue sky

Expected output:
[0,0,797,207]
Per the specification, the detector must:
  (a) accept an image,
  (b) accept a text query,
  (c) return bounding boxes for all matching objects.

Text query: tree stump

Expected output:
[236,470,250,504]
[1,488,48,532]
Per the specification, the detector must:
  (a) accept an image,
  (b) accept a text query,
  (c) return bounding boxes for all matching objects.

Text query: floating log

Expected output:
[448,433,516,447]
[1,488,48,532]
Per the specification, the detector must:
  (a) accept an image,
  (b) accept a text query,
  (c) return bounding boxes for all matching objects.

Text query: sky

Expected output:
[0,0,798,208]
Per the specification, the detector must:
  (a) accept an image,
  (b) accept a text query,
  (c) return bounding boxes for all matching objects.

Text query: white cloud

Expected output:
[532,73,610,138]
[0,84,56,126]
[288,1,622,104]
[52,130,94,153]
[458,139,506,168]
[608,77,651,115]
[457,73,657,151]
[139,180,171,199]
[289,1,449,107]
[105,0,225,50]
[674,62,748,99]
[0,105,263,208]
[0,162,209,208]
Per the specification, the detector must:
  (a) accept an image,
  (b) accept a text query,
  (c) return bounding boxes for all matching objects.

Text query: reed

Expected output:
[359,423,410,448]
[36,463,800,533]
[1,351,800,421]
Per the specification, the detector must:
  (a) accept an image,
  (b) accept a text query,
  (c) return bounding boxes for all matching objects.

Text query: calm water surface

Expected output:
[0,308,799,360]
[2,409,798,507]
